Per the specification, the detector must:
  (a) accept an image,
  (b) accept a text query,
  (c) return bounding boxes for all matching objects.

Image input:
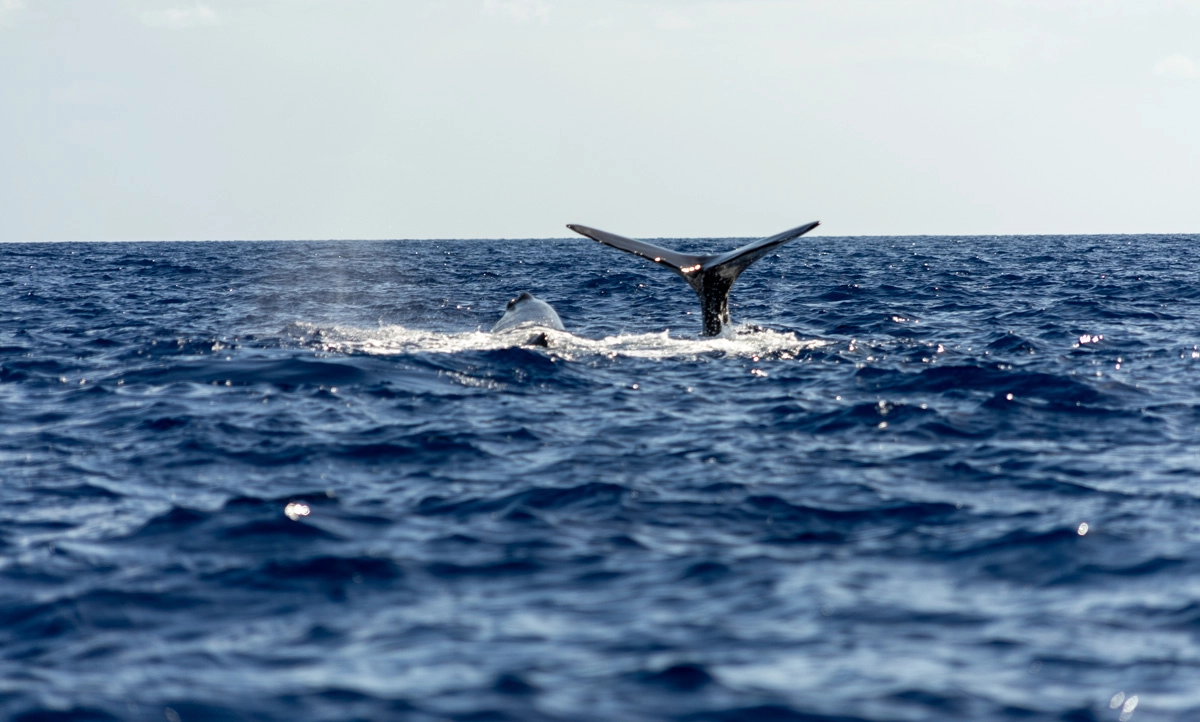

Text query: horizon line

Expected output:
[3,231,1198,244]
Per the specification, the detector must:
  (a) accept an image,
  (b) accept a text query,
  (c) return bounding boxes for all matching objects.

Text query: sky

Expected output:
[1,0,1198,241]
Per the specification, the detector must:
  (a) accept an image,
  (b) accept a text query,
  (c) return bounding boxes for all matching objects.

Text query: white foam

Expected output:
[285,322,829,361]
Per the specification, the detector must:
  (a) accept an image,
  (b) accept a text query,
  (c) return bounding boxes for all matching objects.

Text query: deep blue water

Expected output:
[2,234,1200,722]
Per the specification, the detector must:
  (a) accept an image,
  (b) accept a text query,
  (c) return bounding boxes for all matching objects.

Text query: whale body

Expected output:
[491,292,565,340]
[567,221,820,336]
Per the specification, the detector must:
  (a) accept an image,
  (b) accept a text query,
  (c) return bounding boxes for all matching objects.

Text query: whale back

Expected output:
[491,292,566,333]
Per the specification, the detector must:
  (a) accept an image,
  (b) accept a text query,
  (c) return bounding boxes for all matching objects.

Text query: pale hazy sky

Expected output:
[2,0,1198,241]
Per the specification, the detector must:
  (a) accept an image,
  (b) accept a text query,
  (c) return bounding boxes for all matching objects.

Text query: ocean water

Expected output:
[2,234,1200,722]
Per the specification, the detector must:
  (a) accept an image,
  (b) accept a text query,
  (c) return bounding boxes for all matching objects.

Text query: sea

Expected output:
[2,233,1199,722]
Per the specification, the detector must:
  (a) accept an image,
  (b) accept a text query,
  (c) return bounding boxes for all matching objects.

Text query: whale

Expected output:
[492,291,565,333]
[567,221,821,336]
[491,291,565,346]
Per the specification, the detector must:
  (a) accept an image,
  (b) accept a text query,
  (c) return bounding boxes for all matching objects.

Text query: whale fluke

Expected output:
[567,221,820,336]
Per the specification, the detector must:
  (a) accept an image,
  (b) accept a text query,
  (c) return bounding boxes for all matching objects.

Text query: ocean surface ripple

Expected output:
[2,235,1200,721]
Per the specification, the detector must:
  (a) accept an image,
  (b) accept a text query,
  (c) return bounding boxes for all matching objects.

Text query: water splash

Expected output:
[286,321,830,361]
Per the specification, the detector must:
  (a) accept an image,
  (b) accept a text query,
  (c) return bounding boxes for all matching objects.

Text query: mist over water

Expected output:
[3,235,1200,721]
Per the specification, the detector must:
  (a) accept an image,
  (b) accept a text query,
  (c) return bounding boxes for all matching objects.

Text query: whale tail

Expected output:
[566,221,820,336]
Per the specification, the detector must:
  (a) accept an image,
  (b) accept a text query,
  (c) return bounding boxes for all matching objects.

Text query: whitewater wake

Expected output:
[285,321,830,361]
